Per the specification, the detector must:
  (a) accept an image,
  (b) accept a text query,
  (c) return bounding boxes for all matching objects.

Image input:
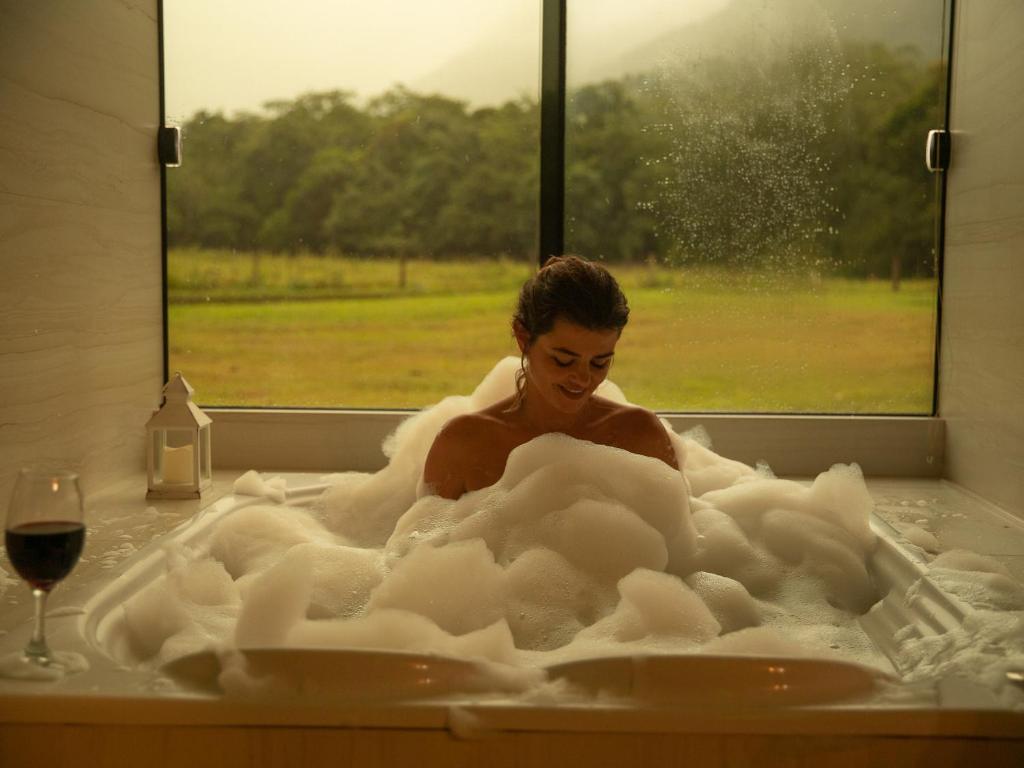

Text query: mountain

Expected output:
[413,0,948,106]
[413,0,728,105]
[606,0,948,80]
[412,9,539,106]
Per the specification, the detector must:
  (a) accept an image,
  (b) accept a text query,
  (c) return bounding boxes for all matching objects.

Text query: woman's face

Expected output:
[516,317,620,414]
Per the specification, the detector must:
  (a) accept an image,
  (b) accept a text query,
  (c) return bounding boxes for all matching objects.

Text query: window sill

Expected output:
[208,409,943,478]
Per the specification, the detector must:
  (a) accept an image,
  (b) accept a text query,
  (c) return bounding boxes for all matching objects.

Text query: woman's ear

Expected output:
[512,320,529,354]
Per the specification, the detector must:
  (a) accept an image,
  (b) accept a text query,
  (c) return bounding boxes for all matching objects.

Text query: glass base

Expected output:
[0,650,89,681]
[24,635,52,664]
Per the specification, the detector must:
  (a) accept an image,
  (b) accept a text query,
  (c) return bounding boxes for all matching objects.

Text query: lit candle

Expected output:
[162,444,194,485]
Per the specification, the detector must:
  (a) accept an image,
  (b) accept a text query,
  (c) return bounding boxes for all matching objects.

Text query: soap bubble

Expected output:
[115,359,1024,708]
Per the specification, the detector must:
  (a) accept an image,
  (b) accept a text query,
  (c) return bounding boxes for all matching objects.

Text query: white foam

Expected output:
[895,522,940,553]
[114,359,1024,708]
[678,430,759,496]
[233,470,287,503]
[931,549,1013,577]
[234,547,313,647]
[896,610,1024,708]
[366,538,507,635]
[684,571,761,634]
[585,569,722,644]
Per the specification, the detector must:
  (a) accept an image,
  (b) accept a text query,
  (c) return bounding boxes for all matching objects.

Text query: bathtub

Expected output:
[1,473,1022,767]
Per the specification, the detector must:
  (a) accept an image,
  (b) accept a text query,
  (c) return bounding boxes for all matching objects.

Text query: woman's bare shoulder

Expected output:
[589,396,654,426]
[602,402,666,437]
[597,401,678,469]
[421,408,515,499]
[427,413,487,465]
[436,407,512,444]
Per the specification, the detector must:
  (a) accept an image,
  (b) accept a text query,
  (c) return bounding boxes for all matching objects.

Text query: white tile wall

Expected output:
[940,0,1024,519]
[0,0,162,508]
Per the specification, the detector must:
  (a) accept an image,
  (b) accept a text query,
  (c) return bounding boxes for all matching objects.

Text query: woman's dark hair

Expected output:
[509,255,629,407]
[513,255,629,345]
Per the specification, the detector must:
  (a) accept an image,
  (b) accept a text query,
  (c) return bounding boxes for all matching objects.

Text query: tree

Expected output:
[435,99,538,259]
[819,44,940,285]
[565,79,663,263]
[165,43,944,280]
[166,111,260,249]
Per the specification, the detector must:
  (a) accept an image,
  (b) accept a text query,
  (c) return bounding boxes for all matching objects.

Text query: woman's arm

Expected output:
[420,417,474,500]
[613,407,679,470]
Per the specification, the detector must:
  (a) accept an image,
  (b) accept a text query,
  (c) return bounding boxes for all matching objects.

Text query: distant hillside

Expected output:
[605,0,947,79]
[412,10,539,106]
[817,0,947,54]
[413,0,727,105]
[414,0,948,105]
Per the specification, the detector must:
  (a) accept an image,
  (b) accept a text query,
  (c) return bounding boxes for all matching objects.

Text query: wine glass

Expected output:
[4,468,86,671]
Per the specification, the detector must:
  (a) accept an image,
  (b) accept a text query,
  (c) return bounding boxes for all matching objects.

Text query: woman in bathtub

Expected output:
[422,255,678,500]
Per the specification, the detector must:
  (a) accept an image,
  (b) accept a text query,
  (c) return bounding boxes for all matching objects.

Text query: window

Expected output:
[565,0,950,413]
[164,0,951,414]
[164,1,540,407]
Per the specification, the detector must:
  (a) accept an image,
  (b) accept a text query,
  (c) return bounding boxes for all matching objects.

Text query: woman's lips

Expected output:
[558,384,587,400]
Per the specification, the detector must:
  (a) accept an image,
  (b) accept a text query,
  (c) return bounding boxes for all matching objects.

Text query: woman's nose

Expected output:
[568,363,590,386]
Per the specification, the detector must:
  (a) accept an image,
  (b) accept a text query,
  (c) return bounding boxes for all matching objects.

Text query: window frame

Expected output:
[158,0,954,476]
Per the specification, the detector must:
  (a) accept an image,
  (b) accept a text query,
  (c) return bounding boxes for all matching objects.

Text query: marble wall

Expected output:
[939,0,1024,518]
[0,0,162,507]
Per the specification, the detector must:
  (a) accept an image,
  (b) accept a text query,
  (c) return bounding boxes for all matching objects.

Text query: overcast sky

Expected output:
[164,0,727,120]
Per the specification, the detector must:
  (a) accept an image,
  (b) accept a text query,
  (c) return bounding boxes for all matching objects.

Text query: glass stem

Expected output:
[25,588,51,664]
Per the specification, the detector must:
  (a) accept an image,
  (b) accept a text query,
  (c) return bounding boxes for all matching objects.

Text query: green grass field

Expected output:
[168,250,938,413]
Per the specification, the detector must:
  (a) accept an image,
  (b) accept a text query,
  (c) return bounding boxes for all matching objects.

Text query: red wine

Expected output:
[5,521,85,591]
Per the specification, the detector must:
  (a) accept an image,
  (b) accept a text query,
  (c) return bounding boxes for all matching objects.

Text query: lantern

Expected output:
[146,372,212,499]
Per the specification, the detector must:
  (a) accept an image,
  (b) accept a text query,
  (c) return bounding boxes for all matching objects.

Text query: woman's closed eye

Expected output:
[553,356,609,370]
